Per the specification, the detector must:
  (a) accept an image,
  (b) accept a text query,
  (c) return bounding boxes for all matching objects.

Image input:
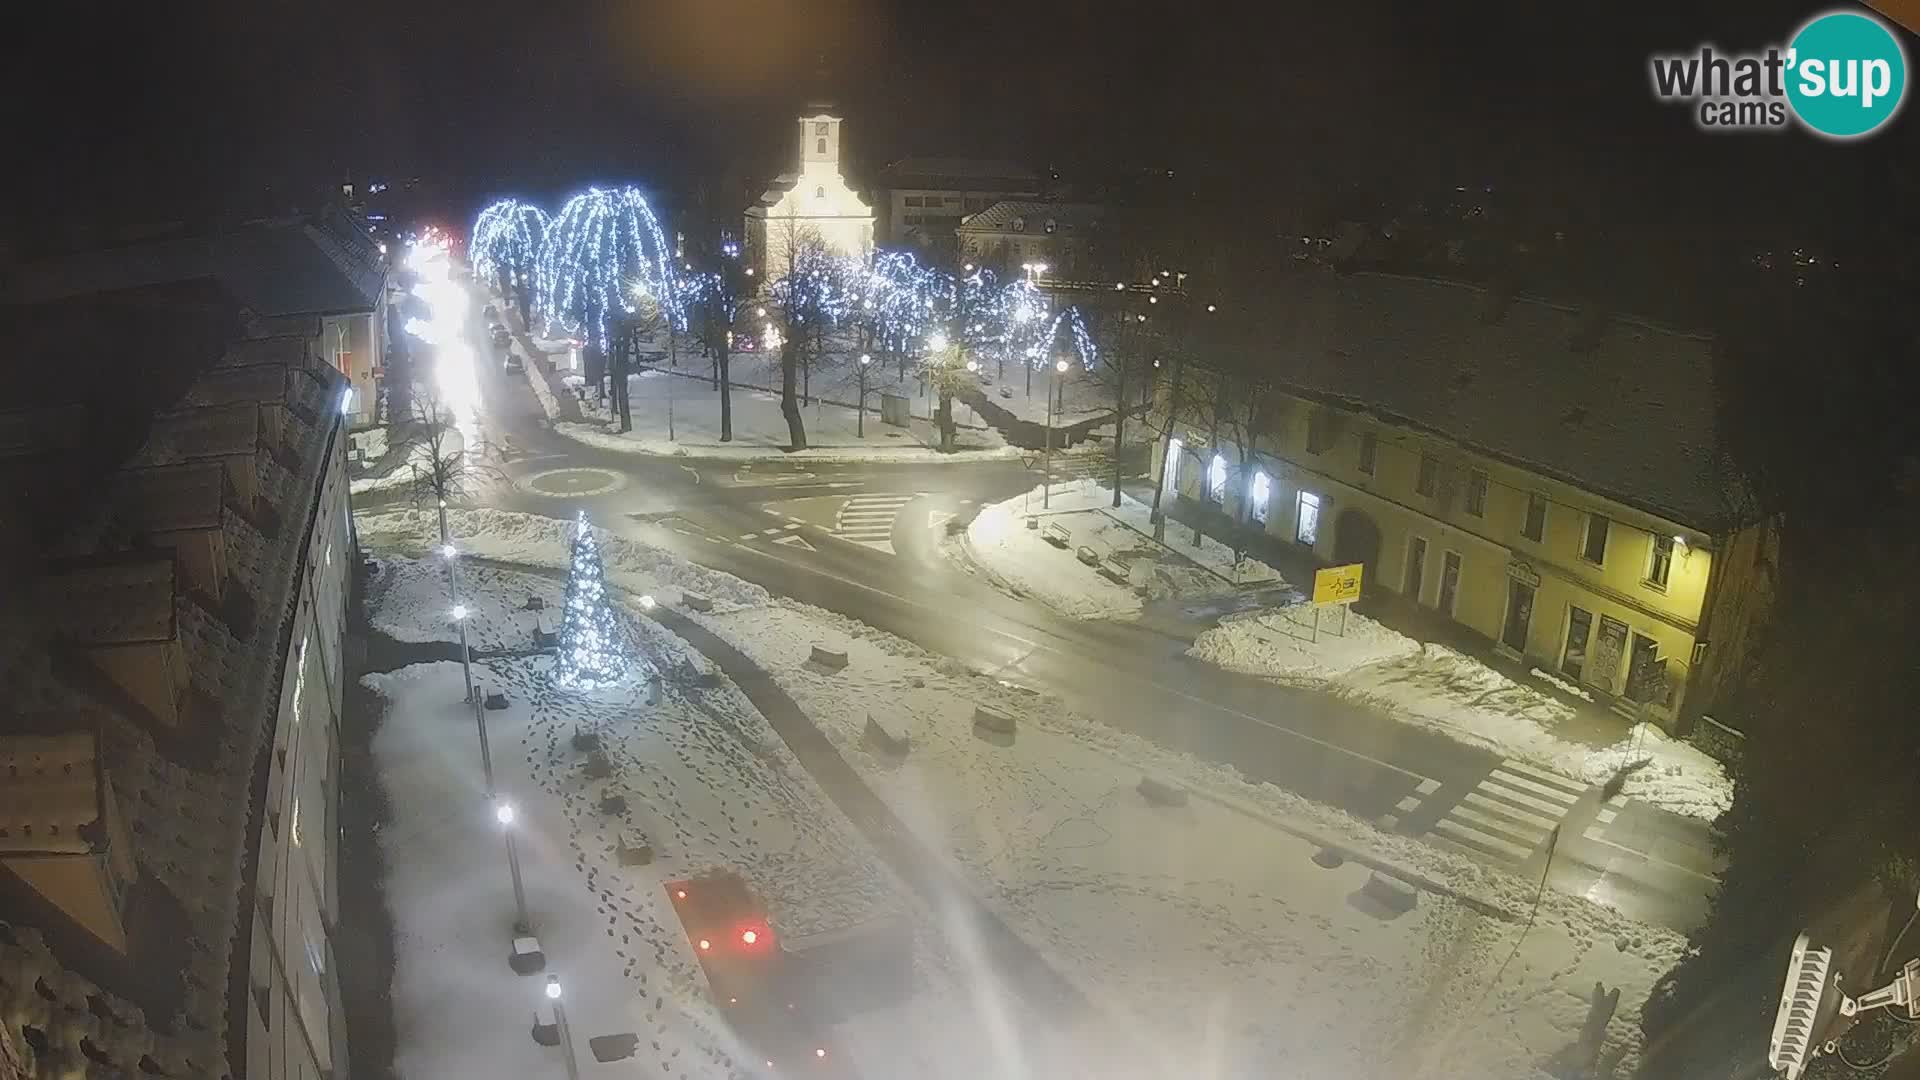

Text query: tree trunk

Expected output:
[718,347,734,442]
[780,339,807,449]
[1150,350,1185,531]
[1112,356,1130,508]
[936,391,955,453]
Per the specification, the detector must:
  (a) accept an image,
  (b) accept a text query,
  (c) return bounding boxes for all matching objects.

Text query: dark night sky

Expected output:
[7,0,1913,241]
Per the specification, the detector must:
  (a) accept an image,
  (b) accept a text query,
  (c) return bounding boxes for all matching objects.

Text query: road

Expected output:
[362,270,1724,936]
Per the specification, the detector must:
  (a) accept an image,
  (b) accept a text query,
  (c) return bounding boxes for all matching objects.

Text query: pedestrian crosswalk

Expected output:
[1429,760,1588,867]
[832,492,922,554]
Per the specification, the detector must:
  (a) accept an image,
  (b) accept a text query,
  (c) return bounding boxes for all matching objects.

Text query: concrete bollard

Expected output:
[599,792,628,816]
[582,750,614,779]
[484,690,509,710]
[972,706,1016,735]
[1137,775,1189,807]
[1359,871,1419,915]
[809,645,850,670]
[571,728,601,753]
[617,833,654,866]
[864,713,911,755]
[510,935,546,976]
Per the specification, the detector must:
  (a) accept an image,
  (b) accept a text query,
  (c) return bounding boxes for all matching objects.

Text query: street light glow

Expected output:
[859,353,871,366]
[452,604,469,621]
[965,359,978,372]
[441,543,457,559]
[1055,359,1070,373]
[928,331,948,351]
[495,802,515,825]
[638,594,657,610]
[545,977,563,1000]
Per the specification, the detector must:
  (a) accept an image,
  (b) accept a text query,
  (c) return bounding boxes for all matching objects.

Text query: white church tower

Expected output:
[745,105,875,274]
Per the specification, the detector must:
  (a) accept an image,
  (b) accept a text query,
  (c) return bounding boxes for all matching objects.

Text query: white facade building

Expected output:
[746,111,874,273]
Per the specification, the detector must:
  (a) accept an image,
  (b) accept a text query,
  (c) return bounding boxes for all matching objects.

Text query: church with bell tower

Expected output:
[744,100,875,273]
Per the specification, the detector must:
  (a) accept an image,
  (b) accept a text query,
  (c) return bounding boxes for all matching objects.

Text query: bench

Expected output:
[809,645,850,670]
[1041,521,1071,548]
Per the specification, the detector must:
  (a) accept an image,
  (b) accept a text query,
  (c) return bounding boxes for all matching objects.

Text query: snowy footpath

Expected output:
[359,505,1691,1079]
[1191,606,1735,820]
[958,479,1286,620]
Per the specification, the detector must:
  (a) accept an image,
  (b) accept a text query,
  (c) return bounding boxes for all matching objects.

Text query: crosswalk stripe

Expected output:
[1595,807,1619,825]
[1492,759,1587,797]
[1483,767,1583,805]
[1461,792,1560,830]
[1415,777,1442,796]
[1432,820,1533,862]
[1474,778,1575,819]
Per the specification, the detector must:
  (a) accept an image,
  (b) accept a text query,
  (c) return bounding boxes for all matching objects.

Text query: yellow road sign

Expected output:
[1312,563,1364,605]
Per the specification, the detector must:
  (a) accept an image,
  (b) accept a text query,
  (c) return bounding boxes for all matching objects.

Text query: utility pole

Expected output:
[546,978,581,1080]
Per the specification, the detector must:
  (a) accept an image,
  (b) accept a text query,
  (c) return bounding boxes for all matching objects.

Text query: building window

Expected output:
[1249,471,1272,524]
[1306,413,1331,454]
[1562,606,1594,680]
[1465,471,1488,517]
[1405,536,1428,602]
[814,186,825,199]
[1295,491,1321,545]
[1207,454,1228,503]
[1415,454,1439,497]
[1522,492,1547,542]
[905,196,924,207]
[1164,438,1183,491]
[1358,432,1377,475]
[1582,514,1610,565]
[1044,218,1058,233]
[1646,534,1674,589]
[815,138,827,155]
[1012,217,1027,233]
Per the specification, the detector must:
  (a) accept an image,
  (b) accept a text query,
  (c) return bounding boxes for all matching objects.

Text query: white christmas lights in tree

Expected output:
[471,198,549,290]
[551,512,632,690]
[535,185,674,350]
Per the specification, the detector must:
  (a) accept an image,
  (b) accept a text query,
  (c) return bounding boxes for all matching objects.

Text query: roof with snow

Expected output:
[958,200,1105,236]
[877,158,1042,190]
[1253,270,1724,529]
[42,553,179,646]
[6,208,386,317]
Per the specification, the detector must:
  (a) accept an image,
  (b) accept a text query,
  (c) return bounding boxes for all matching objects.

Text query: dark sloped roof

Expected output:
[958,200,1104,234]
[113,463,228,533]
[42,552,177,645]
[878,158,1041,189]
[6,210,385,317]
[1256,270,1724,528]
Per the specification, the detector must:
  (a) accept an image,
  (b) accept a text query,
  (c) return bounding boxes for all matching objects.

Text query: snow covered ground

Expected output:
[530,361,1019,462]
[349,427,465,496]
[359,505,1694,1078]
[695,598,1690,1078]
[958,479,1285,620]
[1193,607,1735,820]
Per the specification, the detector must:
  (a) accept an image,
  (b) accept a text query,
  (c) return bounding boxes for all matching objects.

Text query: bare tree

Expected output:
[766,219,846,451]
[401,382,506,510]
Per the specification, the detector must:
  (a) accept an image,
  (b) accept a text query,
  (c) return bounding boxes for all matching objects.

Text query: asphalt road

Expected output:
[361,276,1723,934]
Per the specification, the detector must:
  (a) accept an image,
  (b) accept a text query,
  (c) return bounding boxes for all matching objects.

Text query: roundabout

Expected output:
[517,466,628,498]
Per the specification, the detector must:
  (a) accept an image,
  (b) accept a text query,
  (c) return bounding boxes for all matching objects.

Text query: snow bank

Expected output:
[696,597,1689,1078]
[959,479,1285,620]
[1192,604,1422,680]
[1192,610,1735,820]
[348,429,462,496]
[354,505,769,610]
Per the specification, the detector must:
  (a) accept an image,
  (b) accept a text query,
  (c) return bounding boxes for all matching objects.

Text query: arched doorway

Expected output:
[1332,509,1383,593]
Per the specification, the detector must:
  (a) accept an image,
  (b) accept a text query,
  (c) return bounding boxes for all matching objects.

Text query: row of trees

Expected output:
[471,189,1120,451]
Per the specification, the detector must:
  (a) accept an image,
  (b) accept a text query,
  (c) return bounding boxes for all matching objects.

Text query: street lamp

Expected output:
[496,799,531,935]
[856,353,872,437]
[450,602,475,703]
[545,977,580,1080]
[1044,358,1071,509]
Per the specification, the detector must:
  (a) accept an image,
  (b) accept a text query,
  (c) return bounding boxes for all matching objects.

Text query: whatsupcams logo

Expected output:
[1649,9,1908,138]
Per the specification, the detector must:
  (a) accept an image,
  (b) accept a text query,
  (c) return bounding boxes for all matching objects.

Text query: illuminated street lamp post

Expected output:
[495,800,532,935]
[857,353,871,437]
[545,977,580,1080]
[1044,357,1069,509]
[451,599,475,704]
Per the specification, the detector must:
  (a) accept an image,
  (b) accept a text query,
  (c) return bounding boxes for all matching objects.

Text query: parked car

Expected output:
[503,352,524,373]
[490,325,511,349]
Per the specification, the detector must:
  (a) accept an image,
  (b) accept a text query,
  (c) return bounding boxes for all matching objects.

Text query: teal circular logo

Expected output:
[1786,11,1908,138]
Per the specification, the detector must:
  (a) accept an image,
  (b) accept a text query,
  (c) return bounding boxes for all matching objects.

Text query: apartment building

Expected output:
[1154,270,1772,733]
[0,278,353,1078]
[873,157,1043,251]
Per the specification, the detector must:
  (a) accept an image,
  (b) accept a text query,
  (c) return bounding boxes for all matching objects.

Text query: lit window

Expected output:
[1307,413,1334,454]
[1582,514,1610,565]
[1358,433,1377,475]
[1164,438,1183,489]
[1416,454,1439,497]
[1522,493,1547,541]
[1465,471,1488,516]
[1208,454,1228,502]
[1646,534,1674,589]
[1295,491,1321,545]
[1250,472,1272,524]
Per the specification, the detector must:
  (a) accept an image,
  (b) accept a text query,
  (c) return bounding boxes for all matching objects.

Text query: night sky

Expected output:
[7,0,1913,241]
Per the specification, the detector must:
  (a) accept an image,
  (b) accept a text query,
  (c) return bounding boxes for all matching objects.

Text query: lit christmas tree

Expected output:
[552,511,631,689]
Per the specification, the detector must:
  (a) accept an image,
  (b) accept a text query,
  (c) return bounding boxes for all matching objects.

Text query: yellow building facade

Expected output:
[1151,271,1769,732]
